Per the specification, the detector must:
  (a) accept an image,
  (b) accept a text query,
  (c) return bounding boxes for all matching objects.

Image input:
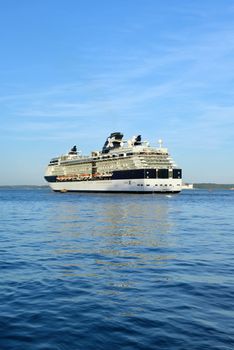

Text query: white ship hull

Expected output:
[48,178,182,193]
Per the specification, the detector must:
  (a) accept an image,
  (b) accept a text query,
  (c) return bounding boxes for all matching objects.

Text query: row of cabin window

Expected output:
[137,184,176,187]
[93,153,133,160]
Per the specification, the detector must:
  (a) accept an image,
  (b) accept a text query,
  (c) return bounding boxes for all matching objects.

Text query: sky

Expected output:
[0,0,234,185]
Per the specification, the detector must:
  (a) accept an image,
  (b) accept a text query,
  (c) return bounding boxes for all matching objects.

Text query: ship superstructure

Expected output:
[44,132,182,193]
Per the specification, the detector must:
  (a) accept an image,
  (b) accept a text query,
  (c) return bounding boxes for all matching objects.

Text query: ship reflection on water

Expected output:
[47,194,177,287]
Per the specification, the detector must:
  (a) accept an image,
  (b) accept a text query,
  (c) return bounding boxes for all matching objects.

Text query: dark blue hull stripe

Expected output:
[44,168,182,183]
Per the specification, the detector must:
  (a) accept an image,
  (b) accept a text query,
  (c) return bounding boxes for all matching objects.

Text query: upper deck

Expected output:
[48,133,176,170]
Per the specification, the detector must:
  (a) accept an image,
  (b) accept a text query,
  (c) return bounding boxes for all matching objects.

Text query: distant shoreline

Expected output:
[193,183,234,190]
[0,185,49,188]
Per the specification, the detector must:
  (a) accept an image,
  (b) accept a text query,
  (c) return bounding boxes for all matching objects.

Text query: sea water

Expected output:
[0,188,233,350]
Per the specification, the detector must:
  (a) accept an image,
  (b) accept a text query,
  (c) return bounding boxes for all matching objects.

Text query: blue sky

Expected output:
[0,0,234,185]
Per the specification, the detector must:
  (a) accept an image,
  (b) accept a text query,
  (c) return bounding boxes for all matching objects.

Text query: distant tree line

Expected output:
[193,183,234,190]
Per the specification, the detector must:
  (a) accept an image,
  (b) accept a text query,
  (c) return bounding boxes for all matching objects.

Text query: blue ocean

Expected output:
[0,188,233,350]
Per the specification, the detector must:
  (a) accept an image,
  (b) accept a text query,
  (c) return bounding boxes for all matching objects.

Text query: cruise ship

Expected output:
[44,132,182,193]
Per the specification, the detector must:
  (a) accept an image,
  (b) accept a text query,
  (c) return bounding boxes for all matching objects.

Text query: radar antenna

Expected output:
[158,139,163,148]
